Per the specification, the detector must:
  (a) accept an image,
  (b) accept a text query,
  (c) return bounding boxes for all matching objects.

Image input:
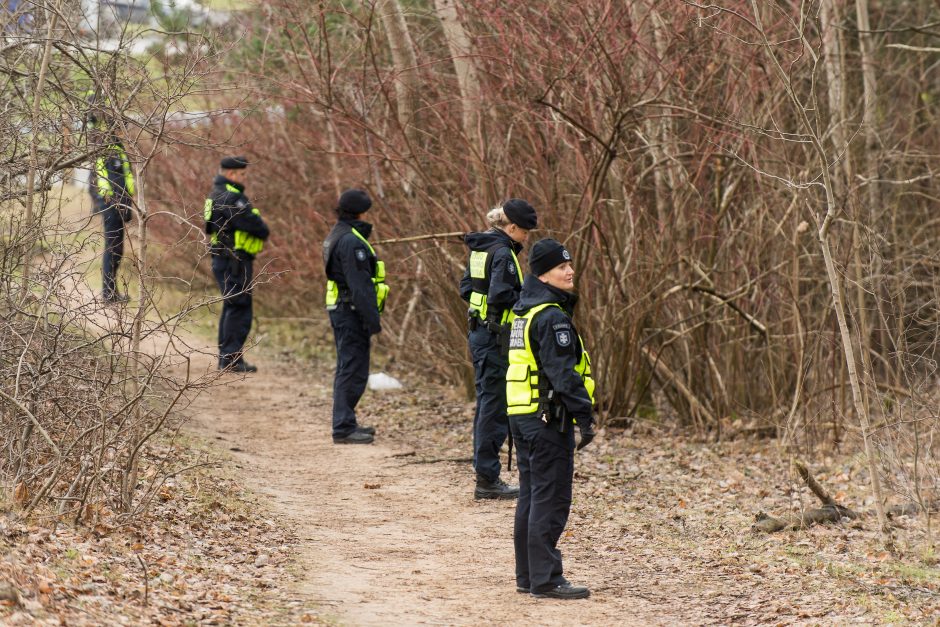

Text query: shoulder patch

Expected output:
[552,322,571,331]
[555,329,572,347]
[355,249,368,261]
[508,262,516,275]
[236,198,249,209]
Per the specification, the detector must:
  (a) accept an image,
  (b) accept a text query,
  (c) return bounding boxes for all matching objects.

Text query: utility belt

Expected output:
[326,287,355,311]
[468,311,511,355]
[539,391,573,433]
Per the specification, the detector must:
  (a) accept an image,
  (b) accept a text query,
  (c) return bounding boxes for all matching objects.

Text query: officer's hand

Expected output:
[576,418,596,451]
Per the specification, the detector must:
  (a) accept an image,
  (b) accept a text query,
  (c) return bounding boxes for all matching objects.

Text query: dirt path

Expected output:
[187,351,675,626]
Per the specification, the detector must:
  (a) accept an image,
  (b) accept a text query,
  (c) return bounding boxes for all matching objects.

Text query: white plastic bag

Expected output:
[368,372,403,391]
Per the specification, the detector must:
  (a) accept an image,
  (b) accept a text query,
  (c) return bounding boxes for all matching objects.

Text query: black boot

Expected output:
[333,431,374,444]
[474,476,519,500]
[532,582,590,599]
[230,360,258,373]
[219,357,257,373]
[356,425,376,435]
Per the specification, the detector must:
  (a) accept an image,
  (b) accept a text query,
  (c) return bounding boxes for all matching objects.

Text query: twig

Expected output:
[373,231,464,245]
[136,553,149,607]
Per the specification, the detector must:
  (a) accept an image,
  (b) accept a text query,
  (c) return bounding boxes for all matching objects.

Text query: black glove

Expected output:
[576,418,595,450]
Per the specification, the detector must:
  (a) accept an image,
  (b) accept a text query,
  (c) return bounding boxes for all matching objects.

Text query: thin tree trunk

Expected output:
[433,0,484,167]
[123,163,148,511]
[852,0,881,426]
[749,0,889,539]
[377,0,420,192]
[22,6,60,295]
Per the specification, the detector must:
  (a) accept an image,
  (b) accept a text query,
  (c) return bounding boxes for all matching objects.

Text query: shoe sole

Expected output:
[332,438,374,444]
[474,491,519,500]
[531,591,591,599]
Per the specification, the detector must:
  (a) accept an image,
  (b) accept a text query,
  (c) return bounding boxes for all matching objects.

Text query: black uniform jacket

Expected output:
[512,274,593,422]
[207,175,270,260]
[459,229,523,322]
[324,218,382,335]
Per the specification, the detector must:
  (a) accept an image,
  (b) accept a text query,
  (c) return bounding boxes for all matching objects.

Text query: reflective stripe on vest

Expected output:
[506,303,596,416]
[468,247,522,324]
[204,198,218,245]
[325,227,388,313]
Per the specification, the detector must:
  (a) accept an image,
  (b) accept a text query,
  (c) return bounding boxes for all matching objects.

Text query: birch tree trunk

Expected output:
[377,0,420,193]
[433,0,483,161]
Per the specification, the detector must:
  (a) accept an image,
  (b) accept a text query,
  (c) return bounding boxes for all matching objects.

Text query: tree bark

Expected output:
[376,0,421,192]
[22,6,60,295]
[433,0,484,164]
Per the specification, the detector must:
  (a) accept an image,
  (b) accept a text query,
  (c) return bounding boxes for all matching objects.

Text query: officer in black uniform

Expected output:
[506,238,596,599]
[91,133,135,303]
[323,189,388,445]
[459,199,538,499]
[205,156,269,373]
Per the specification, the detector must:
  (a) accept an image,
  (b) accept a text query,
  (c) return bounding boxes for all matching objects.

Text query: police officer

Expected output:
[459,199,538,499]
[205,156,269,373]
[506,238,596,599]
[91,133,135,303]
[323,189,389,445]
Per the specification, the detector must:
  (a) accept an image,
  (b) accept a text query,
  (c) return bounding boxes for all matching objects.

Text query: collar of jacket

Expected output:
[463,227,523,254]
[339,217,373,239]
[214,175,244,193]
[513,273,579,317]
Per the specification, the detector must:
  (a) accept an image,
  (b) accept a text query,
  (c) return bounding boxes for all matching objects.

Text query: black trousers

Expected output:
[329,305,371,438]
[101,206,126,298]
[469,327,508,482]
[211,254,254,362]
[510,416,575,593]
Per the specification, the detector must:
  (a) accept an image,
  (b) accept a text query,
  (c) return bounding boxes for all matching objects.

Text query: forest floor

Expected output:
[2,184,939,625]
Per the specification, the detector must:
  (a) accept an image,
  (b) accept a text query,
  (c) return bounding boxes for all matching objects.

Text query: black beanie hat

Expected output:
[502,198,538,230]
[337,189,372,215]
[220,156,249,169]
[529,238,572,276]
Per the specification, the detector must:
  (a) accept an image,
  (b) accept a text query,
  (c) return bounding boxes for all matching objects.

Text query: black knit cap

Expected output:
[502,198,538,230]
[529,238,572,276]
[220,156,249,169]
[337,189,372,215]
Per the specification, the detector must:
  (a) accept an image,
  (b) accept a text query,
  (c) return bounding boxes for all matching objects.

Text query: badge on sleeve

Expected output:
[355,249,367,261]
[508,263,516,275]
[555,330,572,347]
[236,198,248,209]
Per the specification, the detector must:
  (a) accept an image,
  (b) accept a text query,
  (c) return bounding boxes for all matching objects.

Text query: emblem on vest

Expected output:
[508,262,516,275]
[555,330,571,347]
[355,249,367,261]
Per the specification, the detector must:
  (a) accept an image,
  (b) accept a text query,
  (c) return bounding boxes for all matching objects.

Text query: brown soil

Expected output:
[188,353,670,626]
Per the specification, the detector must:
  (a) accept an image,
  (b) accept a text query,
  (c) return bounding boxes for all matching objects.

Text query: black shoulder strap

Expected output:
[323,222,353,268]
[484,240,511,283]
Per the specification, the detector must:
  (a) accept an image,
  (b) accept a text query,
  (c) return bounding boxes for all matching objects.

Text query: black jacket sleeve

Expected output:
[336,233,382,335]
[486,248,521,317]
[533,308,593,420]
[229,195,270,239]
[459,265,472,303]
